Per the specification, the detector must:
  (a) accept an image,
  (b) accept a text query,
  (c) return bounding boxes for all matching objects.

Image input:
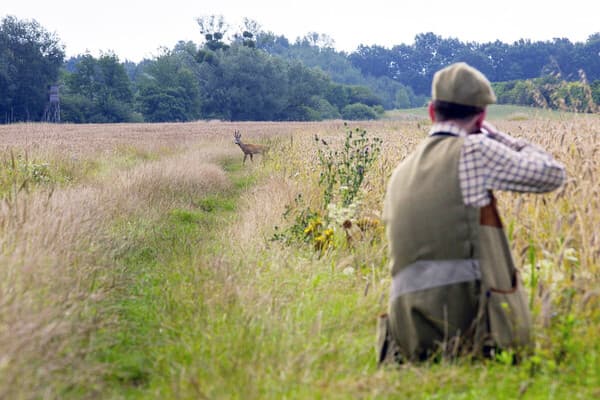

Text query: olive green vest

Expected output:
[381,135,531,361]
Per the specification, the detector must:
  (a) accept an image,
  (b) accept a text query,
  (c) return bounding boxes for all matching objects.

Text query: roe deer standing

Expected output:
[234,130,268,164]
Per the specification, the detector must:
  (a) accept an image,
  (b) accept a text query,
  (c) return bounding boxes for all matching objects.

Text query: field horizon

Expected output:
[384,104,583,121]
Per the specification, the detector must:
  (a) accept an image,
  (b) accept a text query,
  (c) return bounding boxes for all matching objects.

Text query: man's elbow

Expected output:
[544,165,567,192]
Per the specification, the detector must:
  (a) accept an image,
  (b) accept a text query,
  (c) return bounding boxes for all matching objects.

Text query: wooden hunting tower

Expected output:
[43,85,60,123]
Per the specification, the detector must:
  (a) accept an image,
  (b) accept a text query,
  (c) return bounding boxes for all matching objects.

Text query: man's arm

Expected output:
[481,121,529,151]
[459,122,566,207]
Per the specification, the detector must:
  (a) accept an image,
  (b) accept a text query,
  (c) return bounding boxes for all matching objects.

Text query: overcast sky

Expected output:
[3,0,600,62]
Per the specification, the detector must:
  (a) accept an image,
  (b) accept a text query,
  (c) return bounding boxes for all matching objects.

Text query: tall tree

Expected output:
[574,34,600,82]
[255,31,290,55]
[196,15,229,51]
[197,44,289,120]
[62,53,135,122]
[0,16,64,123]
[136,49,202,122]
[348,45,393,78]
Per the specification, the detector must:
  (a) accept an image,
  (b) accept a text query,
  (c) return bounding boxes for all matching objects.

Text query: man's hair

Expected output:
[432,100,484,121]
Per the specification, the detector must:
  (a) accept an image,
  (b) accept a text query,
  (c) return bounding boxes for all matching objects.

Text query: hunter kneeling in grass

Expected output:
[378,62,566,364]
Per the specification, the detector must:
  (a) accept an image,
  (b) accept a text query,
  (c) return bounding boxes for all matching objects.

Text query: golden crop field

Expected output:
[0,114,598,398]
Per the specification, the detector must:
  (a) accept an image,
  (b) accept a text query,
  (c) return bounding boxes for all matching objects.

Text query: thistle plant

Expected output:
[273,125,382,253]
[315,124,382,208]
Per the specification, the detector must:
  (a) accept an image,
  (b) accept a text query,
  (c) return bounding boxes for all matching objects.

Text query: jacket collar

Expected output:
[428,122,469,138]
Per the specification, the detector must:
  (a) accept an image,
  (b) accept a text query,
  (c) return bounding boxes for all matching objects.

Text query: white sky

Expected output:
[3,0,600,62]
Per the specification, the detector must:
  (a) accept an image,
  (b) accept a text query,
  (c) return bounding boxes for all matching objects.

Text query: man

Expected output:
[378,62,566,363]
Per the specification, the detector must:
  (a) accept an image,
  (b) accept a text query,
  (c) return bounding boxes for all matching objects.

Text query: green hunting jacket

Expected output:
[382,134,531,361]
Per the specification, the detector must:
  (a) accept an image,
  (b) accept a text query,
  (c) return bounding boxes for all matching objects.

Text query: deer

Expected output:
[233,130,268,164]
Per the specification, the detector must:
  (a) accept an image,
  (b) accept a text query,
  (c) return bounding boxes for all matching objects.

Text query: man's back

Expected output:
[383,134,483,360]
[384,135,478,274]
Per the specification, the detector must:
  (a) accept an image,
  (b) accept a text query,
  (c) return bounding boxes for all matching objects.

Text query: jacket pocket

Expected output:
[485,273,532,349]
[376,313,399,366]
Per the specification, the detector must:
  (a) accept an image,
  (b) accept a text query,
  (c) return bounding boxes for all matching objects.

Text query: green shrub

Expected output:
[492,76,599,113]
[591,80,600,105]
[341,103,378,120]
[0,152,58,198]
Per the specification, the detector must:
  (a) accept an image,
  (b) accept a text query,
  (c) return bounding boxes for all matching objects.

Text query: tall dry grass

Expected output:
[230,115,600,354]
[1,115,598,397]
[211,115,599,398]
[248,116,600,277]
[0,122,245,398]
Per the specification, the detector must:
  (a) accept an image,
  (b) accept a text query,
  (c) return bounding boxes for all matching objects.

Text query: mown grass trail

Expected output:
[96,160,258,398]
[96,157,383,399]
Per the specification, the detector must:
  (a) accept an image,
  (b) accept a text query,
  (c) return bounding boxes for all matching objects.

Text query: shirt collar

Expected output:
[428,122,469,138]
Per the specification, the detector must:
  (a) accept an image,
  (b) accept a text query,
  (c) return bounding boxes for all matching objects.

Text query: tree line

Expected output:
[349,32,600,94]
[347,32,600,112]
[1,15,599,124]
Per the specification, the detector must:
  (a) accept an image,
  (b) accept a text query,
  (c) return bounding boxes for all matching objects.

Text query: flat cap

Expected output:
[432,62,496,108]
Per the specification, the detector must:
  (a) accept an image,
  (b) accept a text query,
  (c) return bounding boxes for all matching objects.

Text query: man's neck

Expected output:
[442,119,478,133]
[429,121,471,137]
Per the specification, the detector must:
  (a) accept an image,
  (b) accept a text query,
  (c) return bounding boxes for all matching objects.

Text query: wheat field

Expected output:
[0,114,598,398]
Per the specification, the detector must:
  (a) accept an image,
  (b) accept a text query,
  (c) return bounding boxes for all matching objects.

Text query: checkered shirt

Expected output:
[429,122,566,207]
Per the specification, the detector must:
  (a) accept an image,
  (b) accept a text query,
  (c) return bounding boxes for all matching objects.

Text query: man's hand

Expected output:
[481,121,499,137]
[481,120,529,151]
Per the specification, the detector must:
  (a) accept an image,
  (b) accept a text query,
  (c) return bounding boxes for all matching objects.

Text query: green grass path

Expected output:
[94,159,254,397]
[94,158,600,399]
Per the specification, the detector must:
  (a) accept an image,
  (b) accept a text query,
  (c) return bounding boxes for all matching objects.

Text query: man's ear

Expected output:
[474,110,486,131]
[428,102,435,122]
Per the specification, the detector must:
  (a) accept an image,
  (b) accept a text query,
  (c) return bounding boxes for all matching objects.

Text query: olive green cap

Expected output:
[432,62,496,108]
